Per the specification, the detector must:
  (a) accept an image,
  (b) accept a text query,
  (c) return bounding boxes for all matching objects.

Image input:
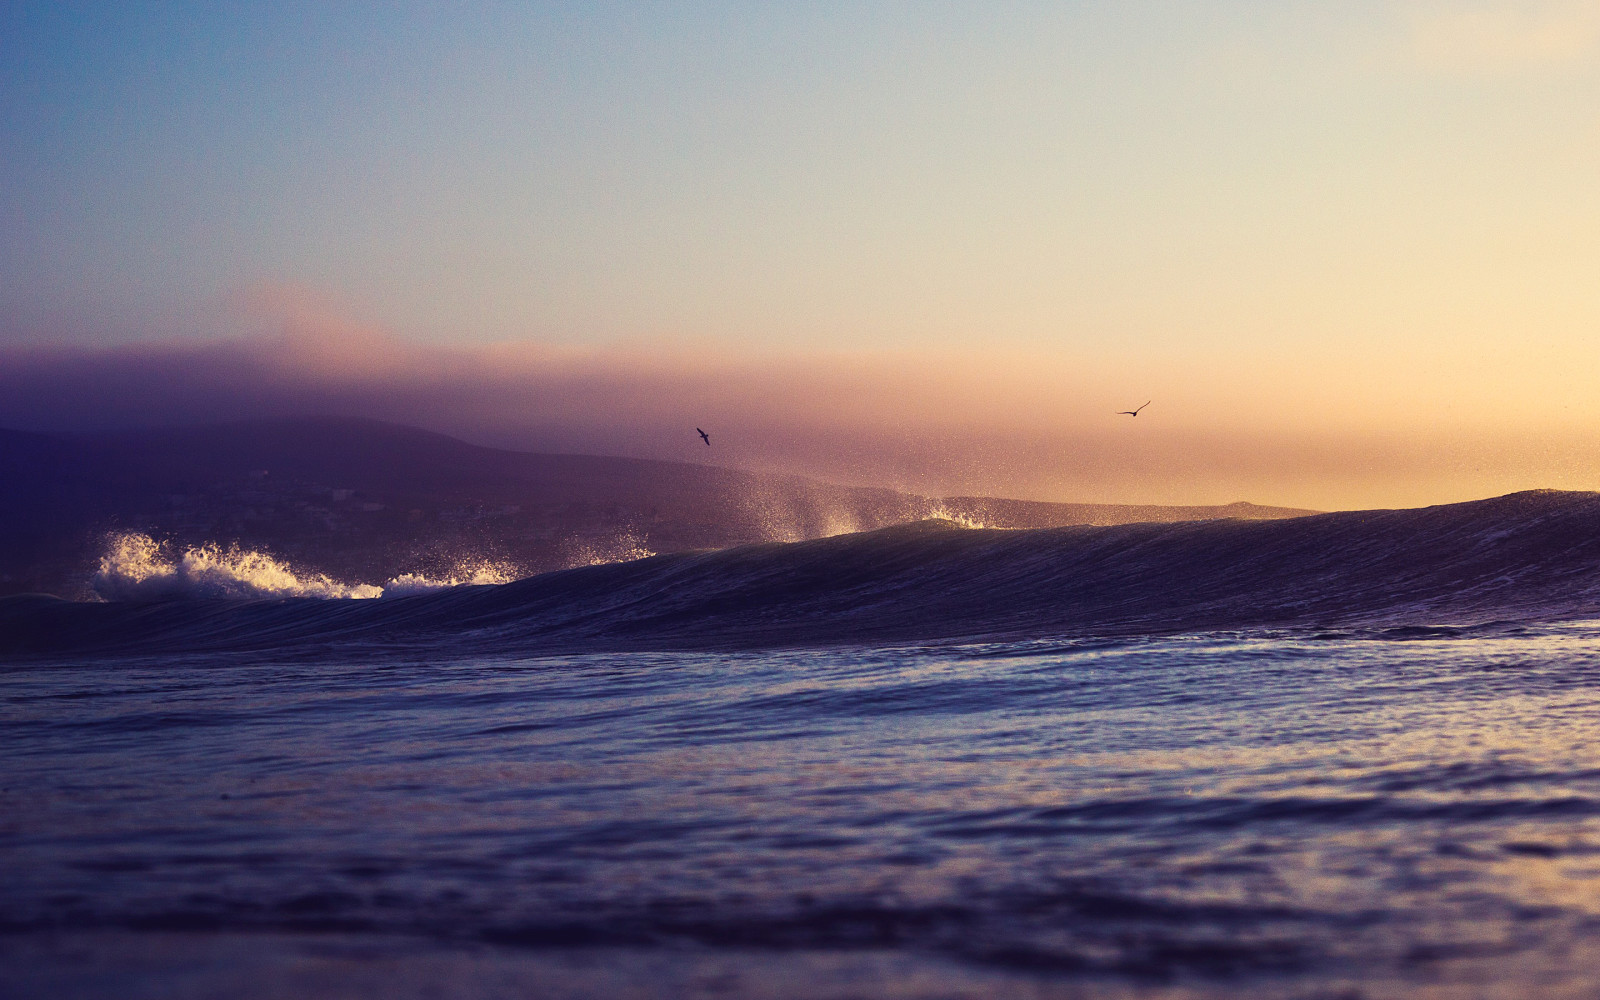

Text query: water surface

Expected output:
[7,625,1600,996]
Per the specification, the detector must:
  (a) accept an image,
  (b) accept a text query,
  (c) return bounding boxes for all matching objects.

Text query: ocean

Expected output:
[7,493,1600,997]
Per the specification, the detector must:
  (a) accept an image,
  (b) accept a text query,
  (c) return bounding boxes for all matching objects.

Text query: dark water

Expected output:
[9,625,1600,997]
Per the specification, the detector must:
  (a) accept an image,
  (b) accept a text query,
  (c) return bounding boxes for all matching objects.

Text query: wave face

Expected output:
[6,490,1600,657]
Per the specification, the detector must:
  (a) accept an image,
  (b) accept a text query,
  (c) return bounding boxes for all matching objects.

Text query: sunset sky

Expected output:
[4,2,1599,510]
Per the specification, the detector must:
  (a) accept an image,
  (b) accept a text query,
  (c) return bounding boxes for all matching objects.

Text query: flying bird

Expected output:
[1117,401,1151,417]
[697,427,711,446]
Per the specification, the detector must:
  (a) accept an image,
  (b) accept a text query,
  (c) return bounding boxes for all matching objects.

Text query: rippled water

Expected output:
[8,625,1600,997]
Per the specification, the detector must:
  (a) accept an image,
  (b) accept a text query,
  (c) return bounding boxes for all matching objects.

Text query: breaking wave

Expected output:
[11,490,1600,658]
[92,533,385,601]
[90,533,526,602]
[88,530,660,603]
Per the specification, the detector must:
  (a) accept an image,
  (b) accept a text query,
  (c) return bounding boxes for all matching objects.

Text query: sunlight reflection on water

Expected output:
[7,625,1600,996]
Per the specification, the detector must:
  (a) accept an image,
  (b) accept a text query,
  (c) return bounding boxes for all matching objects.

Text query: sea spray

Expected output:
[564,531,655,568]
[922,505,996,530]
[93,532,383,601]
[89,531,656,602]
[380,560,519,596]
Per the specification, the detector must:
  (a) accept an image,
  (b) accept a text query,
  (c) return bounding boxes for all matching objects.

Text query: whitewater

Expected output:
[85,530,658,602]
[8,490,1600,997]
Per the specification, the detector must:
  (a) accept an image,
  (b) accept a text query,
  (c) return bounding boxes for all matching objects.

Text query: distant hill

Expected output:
[0,417,1317,598]
[936,495,1312,529]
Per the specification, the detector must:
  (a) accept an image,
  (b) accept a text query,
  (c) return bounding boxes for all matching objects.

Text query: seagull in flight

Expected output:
[697,427,711,446]
[1117,401,1151,417]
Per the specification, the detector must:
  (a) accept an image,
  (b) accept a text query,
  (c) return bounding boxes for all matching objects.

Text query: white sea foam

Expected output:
[90,532,659,601]
[93,533,383,601]
[380,561,518,596]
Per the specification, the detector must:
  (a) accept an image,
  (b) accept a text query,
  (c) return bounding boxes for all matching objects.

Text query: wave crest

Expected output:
[380,561,519,597]
[90,533,534,601]
[88,530,664,603]
[922,505,996,530]
[93,533,384,601]
[565,532,655,568]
